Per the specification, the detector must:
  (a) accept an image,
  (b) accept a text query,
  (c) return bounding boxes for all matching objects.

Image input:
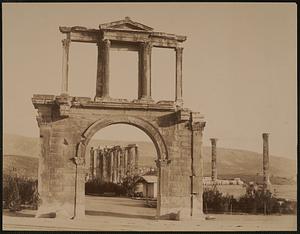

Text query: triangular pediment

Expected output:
[99,17,153,31]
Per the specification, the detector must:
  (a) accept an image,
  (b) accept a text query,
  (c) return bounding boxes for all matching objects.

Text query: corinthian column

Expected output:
[210,138,218,184]
[61,38,70,95]
[138,42,152,100]
[95,39,111,98]
[262,133,270,191]
[175,47,183,105]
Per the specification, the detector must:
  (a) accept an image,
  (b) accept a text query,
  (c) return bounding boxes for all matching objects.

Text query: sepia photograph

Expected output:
[2,2,297,231]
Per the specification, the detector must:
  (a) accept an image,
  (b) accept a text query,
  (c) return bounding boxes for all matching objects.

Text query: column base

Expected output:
[175,99,184,107]
[35,204,73,219]
[133,97,155,103]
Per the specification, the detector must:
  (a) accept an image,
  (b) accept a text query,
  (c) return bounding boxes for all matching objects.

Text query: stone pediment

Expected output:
[99,17,153,31]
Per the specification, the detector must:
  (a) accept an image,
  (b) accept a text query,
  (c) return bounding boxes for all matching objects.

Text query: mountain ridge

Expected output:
[3,133,296,178]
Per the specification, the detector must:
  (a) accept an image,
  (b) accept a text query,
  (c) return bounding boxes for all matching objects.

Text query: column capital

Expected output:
[262,133,270,138]
[140,41,152,51]
[175,46,184,53]
[155,159,171,168]
[190,122,206,132]
[62,38,71,48]
[103,39,111,47]
[210,138,218,143]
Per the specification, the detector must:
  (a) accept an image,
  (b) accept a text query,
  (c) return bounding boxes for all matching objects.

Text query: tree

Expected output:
[6,176,21,211]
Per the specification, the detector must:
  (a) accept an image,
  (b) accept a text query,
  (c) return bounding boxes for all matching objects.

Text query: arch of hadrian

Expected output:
[89,144,139,183]
[32,17,206,220]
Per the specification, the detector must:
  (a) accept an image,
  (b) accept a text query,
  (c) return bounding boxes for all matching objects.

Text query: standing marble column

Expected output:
[95,39,111,98]
[112,150,117,183]
[138,42,152,100]
[116,149,120,183]
[127,146,133,174]
[134,145,139,174]
[103,151,108,182]
[262,133,270,191]
[124,148,128,175]
[99,149,104,181]
[110,151,114,182]
[210,138,218,184]
[93,149,98,179]
[90,147,95,180]
[95,149,101,179]
[61,38,70,95]
[175,47,183,105]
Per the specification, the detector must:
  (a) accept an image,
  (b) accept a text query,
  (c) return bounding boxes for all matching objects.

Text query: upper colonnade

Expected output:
[59,17,186,106]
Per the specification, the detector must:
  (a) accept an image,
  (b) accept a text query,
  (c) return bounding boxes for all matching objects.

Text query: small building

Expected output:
[138,175,158,199]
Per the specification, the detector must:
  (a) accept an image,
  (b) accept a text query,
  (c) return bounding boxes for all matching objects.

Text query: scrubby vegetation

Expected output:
[85,175,142,197]
[85,179,126,196]
[3,174,40,211]
[203,184,297,215]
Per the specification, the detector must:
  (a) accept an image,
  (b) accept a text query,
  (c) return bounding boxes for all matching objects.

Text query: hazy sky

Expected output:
[3,3,297,159]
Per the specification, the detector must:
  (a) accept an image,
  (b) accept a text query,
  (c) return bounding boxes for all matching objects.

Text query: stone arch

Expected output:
[80,115,168,161]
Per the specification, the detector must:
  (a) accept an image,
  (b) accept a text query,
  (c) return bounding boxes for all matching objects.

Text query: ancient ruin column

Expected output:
[210,138,218,184]
[116,149,120,183]
[175,47,183,105]
[134,145,139,174]
[262,133,270,190]
[112,150,117,183]
[99,149,104,181]
[124,148,128,175]
[61,38,70,95]
[102,39,110,98]
[127,146,134,174]
[93,149,98,178]
[90,147,95,180]
[109,151,114,182]
[138,42,152,100]
[94,149,98,178]
[95,42,103,97]
[103,152,108,182]
[96,39,111,98]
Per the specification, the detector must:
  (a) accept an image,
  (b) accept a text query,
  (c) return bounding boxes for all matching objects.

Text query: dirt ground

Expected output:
[2,196,297,231]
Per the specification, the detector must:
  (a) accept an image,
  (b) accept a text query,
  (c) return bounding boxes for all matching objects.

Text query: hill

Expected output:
[3,134,296,180]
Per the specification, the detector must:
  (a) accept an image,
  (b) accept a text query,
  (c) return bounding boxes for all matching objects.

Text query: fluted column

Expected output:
[103,152,108,182]
[127,146,133,174]
[110,151,114,182]
[262,133,270,191]
[99,150,104,181]
[93,149,98,179]
[90,147,94,180]
[95,39,111,98]
[61,38,70,95]
[210,138,218,184]
[124,148,128,175]
[116,150,120,183]
[134,145,139,174]
[175,47,183,105]
[138,42,152,100]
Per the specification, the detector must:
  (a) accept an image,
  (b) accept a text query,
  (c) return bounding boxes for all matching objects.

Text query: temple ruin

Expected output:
[32,17,206,220]
[89,144,139,183]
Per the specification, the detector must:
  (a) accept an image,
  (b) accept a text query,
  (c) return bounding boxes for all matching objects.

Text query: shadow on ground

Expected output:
[85,210,155,220]
[3,210,35,218]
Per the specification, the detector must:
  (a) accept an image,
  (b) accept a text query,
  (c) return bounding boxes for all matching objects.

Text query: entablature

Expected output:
[59,17,186,48]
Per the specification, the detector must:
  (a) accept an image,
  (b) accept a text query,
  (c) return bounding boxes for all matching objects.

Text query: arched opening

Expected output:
[82,122,161,220]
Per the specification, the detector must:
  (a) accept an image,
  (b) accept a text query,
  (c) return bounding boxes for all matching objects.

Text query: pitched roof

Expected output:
[140,175,158,183]
[99,17,153,31]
